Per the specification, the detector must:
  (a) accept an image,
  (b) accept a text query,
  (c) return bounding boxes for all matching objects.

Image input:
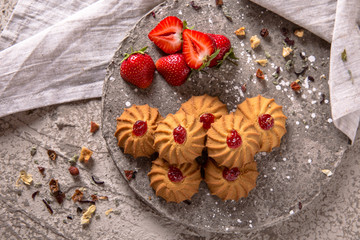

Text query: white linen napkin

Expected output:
[0,0,359,142]
[0,0,163,117]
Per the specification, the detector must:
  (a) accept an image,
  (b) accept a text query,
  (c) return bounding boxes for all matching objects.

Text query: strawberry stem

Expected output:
[120,46,149,63]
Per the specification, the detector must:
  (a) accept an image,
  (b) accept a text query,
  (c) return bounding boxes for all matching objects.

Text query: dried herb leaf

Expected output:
[81,205,96,225]
[255,59,268,67]
[49,179,65,204]
[341,49,347,62]
[30,147,37,156]
[285,60,294,71]
[38,166,45,176]
[42,199,53,215]
[215,0,223,6]
[47,149,57,161]
[16,170,33,186]
[72,189,84,202]
[32,191,40,200]
[290,81,301,92]
[90,121,99,133]
[256,69,265,80]
[92,175,104,184]
[190,1,201,11]
[124,170,135,181]
[105,208,113,216]
[79,147,93,163]
[321,169,333,177]
[265,51,271,59]
[348,70,354,84]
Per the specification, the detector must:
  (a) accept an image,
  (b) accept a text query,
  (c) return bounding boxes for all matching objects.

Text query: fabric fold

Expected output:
[0,0,163,117]
[329,0,360,143]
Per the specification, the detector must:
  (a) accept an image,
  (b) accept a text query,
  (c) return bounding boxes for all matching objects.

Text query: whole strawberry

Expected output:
[207,33,237,67]
[156,53,190,86]
[120,47,155,88]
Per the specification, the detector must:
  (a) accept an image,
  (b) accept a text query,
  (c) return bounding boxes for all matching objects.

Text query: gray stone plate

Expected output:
[101,0,348,233]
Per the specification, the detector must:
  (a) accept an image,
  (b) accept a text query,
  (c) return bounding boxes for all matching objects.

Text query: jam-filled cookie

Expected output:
[204,158,259,201]
[154,111,206,165]
[206,113,260,169]
[235,95,287,152]
[114,104,163,158]
[177,94,228,130]
[148,158,202,203]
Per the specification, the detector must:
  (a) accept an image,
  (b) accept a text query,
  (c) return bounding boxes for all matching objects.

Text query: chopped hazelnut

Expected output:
[282,47,293,58]
[250,35,261,49]
[294,29,304,38]
[235,27,246,36]
[255,59,268,67]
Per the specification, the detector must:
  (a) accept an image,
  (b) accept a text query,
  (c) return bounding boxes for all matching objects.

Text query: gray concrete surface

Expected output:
[1,0,360,239]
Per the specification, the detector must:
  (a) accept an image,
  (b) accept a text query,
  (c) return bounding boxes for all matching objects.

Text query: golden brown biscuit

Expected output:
[206,113,260,169]
[114,104,163,158]
[204,158,259,201]
[154,111,206,165]
[235,95,287,152]
[148,158,202,203]
[177,94,228,130]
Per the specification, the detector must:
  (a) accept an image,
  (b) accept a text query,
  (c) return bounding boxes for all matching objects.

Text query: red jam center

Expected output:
[168,166,185,182]
[199,113,215,130]
[223,167,241,181]
[226,130,242,149]
[173,125,187,144]
[258,114,274,130]
[132,120,147,136]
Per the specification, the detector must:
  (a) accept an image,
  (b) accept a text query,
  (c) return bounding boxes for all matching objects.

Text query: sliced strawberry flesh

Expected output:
[148,16,183,54]
[182,29,215,69]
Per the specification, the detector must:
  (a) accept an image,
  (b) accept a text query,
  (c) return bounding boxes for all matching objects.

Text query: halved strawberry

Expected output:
[207,33,237,67]
[148,16,183,54]
[182,29,217,70]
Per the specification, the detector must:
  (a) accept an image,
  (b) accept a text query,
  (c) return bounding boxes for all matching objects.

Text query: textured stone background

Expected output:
[1,1,360,239]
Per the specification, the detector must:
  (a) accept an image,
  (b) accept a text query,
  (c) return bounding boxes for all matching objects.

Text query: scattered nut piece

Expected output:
[79,147,93,163]
[250,35,261,49]
[90,121,99,133]
[320,74,327,80]
[255,59,268,67]
[294,29,304,38]
[105,208,113,216]
[81,205,96,225]
[321,169,333,177]
[290,80,301,92]
[16,170,33,186]
[282,47,293,58]
[235,27,246,36]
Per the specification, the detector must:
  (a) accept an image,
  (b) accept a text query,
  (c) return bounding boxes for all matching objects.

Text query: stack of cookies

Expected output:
[114,94,287,203]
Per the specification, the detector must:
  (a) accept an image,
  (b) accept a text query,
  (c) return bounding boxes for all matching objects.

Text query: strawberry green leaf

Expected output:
[183,20,194,30]
[216,48,238,67]
[198,49,221,71]
[120,46,148,63]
